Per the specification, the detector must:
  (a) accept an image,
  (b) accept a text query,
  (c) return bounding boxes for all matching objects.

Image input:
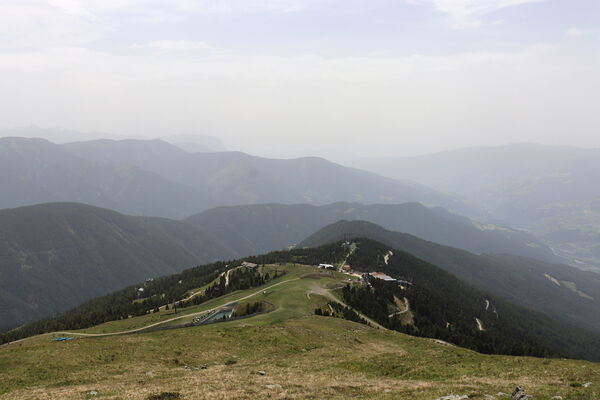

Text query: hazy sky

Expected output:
[0,0,599,158]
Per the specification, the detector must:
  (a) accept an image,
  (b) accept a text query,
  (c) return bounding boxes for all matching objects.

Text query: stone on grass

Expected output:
[266,384,282,389]
[257,370,266,376]
[512,386,528,400]
[435,394,468,400]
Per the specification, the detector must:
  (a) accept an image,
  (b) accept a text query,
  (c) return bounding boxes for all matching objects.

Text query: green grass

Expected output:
[1,264,599,399]
[75,263,311,334]
[561,281,594,300]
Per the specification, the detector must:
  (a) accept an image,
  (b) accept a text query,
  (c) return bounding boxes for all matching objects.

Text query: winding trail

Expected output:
[384,250,393,265]
[180,266,240,304]
[4,277,300,345]
[475,317,484,331]
[7,267,387,346]
[388,297,410,318]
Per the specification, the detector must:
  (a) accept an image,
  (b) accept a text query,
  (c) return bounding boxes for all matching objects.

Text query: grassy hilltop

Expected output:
[1,262,599,400]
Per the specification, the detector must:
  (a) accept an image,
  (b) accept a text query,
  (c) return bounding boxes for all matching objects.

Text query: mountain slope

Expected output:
[339,238,600,360]
[0,137,209,217]
[0,200,571,332]
[1,136,473,219]
[0,203,238,331]
[4,241,600,361]
[1,259,598,399]
[356,143,600,271]
[62,138,469,216]
[300,220,600,333]
[362,143,600,205]
[186,202,558,262]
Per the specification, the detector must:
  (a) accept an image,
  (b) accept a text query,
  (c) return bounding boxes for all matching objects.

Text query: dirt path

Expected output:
[388,297,409,318]
[384,250,393,265]
[4,278,300,345]
[225,266,242,287]
[337,245,357,272]
[180,266,242,304]
[475,317,484,331]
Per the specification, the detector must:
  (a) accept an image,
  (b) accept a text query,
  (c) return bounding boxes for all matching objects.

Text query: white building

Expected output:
[319,263,335,270]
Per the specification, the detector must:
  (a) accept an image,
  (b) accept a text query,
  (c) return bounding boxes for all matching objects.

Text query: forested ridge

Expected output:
[341,239,600,361]
[0,244,344,344]
[300,220,600,334]
[4,239,600,363]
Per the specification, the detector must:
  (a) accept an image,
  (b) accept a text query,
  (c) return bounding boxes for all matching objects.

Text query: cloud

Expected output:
[0,0,336,50]
[170,0,311,14]
[565,27,586,37]
[0,2,112,50]
[143,40,212,51]
[1,43,598,157]
[407,0,547,28]
[46,0,92,16]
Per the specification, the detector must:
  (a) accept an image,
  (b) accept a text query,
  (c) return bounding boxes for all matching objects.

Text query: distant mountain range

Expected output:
[0,136,469,219]
[355,143,600,271]
[0,126,227,153]
[3,134,597,271]
[0,137,210,218]
[300,220,600,334]
[185,202,558,262]
[164,134,227,153]
[0,201,595,334]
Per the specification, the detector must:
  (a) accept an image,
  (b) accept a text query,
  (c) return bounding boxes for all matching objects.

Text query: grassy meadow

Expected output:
[1,264,598,399]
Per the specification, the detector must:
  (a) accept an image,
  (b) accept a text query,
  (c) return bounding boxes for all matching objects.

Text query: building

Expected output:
[242,261,258,270]
[342,265,351,272]
[369,272,397,282]
[319,263,335,270]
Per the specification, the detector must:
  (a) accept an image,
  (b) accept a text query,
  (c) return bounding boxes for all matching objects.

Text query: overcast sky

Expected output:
[0,0,599,158]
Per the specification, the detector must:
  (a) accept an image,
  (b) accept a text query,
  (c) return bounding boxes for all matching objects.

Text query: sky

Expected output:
[0,0,599,158]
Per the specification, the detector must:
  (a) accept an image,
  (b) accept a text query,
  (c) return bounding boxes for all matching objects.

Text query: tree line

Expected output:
[0,243,344,344]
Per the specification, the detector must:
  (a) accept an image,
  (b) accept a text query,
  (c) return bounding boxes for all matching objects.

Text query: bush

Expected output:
[146,392,181,400]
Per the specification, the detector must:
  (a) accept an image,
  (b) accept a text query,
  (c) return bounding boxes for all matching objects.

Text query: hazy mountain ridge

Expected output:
[0,137,210,217]
[186,202,558,262]
[300,220,600,333]
[164,134,227,153]
[355,143,600,271]
[63,138,471,216]
[0,200,566,332]
[1,136,474,219]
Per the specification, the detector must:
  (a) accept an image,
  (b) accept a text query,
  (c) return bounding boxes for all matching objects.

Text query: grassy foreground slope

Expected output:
[1,264,599,400]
